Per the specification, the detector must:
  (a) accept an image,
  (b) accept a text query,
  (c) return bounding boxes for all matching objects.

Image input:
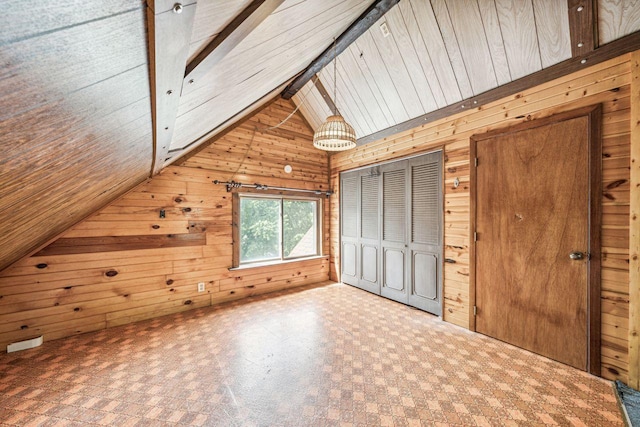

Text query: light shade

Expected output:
[313,115,356,151]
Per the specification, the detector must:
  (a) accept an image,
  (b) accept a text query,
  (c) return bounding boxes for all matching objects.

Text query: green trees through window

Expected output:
[240,196,318,264]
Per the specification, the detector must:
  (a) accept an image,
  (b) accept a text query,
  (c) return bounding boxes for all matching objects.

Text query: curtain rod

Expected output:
[213,180,333,197]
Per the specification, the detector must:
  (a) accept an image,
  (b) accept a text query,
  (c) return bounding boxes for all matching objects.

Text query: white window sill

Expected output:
[229,255,328,271]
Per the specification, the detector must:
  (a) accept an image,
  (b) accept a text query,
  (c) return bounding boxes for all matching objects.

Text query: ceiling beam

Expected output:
[568,0,597,57]
[281,0,400,100]
[183,0,284,87]
[356,30,640,146]
[147,0,197,175]
[314,75,339,116]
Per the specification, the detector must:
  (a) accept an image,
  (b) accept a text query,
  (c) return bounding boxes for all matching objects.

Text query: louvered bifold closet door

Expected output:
[340,170,359,286]
[407,152,442,315]
[380,161,409,304]
[358,171,381,293]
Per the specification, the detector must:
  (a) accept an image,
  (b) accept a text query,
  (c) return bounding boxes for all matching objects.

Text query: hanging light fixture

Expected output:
[313,39,356,151]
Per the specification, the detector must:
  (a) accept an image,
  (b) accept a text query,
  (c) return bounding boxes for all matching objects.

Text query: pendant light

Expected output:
[313,39,356,151]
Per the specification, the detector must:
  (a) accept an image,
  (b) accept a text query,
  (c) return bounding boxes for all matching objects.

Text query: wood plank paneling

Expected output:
[532,0,571,67]
[495,0,542,80]
[0,99,329,352]
[330,53,635,383]
[0,4,153,272]
[629,49,640,389]
[599,0,640,45]
[444,0,498,95]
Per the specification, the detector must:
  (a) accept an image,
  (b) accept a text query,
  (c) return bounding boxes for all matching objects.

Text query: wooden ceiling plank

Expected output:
[442,0,498,95]
[173,10,366,149]
[356,30,640,146]
[354,32,410,124]
[345,44,396,126]
[147,2,197,175]
[430,0,474,99]
[477,0,512,86]
[495,0,542,80]
[407,0,462,104]
[177,0,366,117]
[397,0,447,108]
[340,46,395,129]
[567,0,596,57]
[383,6,439,113]
[598,0,640,46]
[335,60,378,134]
[167,78,293,165]
[319,67,369,136]
[367,8,429,119]
[188,0,255,59]
[534,0,571,66]
[184,0,285,85]
[281,0,399,99]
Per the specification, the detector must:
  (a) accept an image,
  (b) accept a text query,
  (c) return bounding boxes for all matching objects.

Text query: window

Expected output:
[234,194,320,266]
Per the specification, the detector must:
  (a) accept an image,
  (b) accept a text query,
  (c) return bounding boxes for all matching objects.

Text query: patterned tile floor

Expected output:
[0,283,624,426]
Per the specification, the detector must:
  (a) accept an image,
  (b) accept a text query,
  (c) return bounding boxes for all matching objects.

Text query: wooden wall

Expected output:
[0,2,154,272]
[330,53,634,383]
[0,99,330,351]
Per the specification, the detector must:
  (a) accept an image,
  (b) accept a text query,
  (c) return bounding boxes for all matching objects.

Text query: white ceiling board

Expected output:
[178,0,371,110]
[320,65,371,137]
[397,0,447,108]
[368,17,428,119]
[477,0,512,86]
[384,6,439,113]
[598,0,640,45]
[444,0,499,95]
[339,46,395,130]
[187,0,254,61]
[336,59,379,134]
[532,0,571,68]
[408,0,463,104]
[495,0,542,80]
[171,3,371,150]
[354,32,410,124]
[430,0,474,99]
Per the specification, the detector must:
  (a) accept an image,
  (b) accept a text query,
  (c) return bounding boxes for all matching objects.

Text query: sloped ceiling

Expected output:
[1,0,640,273]
[293,0,640,141]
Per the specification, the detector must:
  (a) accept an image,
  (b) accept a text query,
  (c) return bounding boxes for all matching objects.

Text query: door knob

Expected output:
[569,251,584,260]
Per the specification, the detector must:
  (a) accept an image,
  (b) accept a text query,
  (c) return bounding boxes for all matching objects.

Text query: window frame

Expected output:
[232,192,322,268]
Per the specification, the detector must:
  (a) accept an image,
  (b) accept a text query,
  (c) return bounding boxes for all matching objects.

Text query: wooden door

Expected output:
[407,153,442,315]
[340,171,359,287]
[358,171,381,293]
[380,161,409,304]
[472,107,601,373]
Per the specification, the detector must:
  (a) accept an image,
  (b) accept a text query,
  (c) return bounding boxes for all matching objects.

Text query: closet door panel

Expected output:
[340,171,359,286]
[380,162,409,304]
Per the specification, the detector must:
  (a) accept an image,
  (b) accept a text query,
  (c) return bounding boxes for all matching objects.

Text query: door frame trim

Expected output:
[469,104,602,375]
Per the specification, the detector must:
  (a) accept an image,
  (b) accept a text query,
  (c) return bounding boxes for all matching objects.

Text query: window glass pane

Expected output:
[240,198,281,263]
[283,200,317,258]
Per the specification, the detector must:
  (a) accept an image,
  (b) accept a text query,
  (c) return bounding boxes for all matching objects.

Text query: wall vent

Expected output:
[7,336,43,353]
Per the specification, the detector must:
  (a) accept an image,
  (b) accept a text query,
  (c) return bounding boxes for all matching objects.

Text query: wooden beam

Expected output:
[356,30,640,146]
[183,0,285,88]
[281,0,400,100]
[314,75,338,115]
[629,49,640,390]
[147,1,197,175]
[568,0,596,57]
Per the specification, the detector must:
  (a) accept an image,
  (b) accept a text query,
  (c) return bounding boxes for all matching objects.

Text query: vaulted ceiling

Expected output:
[1,0,640,272]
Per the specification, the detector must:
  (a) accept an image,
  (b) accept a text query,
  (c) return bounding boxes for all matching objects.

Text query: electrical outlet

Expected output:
[380,21,391,37]
[197,282,205,292]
